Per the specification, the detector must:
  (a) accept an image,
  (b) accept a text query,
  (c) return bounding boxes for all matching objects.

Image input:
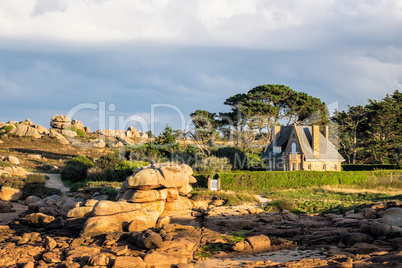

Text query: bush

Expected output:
[212,147,248,170]
[3,125,15,133]
[22,184,61,199]
[269,199,296,211]
[76,129,86,137]
[215,170,402,193]
[114,160,149,181]
[25,174,47,184]
[69,181,121,200]
[342,164,399,171]
[63,126,78,132]
[0,161,12,168]
[61,155,94,184]
[96,152,120,170]
[195,156,232,174]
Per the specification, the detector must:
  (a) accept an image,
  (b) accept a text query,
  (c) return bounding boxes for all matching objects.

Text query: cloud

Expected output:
[0,0,401,134]
[0,0,401,49]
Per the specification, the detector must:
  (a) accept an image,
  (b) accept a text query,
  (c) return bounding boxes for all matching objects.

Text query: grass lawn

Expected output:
[263,186,401,214]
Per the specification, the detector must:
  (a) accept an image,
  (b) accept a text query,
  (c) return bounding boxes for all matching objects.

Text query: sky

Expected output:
[0,0,401,134]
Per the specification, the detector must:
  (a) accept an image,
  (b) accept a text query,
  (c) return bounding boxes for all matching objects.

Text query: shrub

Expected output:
[215,170,402,193]
[22,184,61,199]
[3,125,15,133]
[96,152,120,170]
[63,126,78,132]
[195,156,232,174]
[269,199,296,211]
[61,155,94,183]
[212,147,248,170]
[25,174,47,184]
[114,160,149,181]
[76,129,86,137]
[342,164,399,171]
[0,161,12,168]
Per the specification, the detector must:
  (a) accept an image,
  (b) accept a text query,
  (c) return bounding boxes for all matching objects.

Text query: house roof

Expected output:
[262,125,345,162]
[262,126,292,160]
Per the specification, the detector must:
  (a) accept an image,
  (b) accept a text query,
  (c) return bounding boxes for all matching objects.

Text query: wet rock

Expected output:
[340,233,374,246]
[348,242,381,254]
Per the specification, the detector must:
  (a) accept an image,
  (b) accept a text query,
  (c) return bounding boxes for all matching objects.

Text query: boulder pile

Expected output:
[0,119,48,139]
[50,115,72,130]
[97,127,148,147]
[50,115,89,136]
[116,162,196,216]
[79,162,196,237]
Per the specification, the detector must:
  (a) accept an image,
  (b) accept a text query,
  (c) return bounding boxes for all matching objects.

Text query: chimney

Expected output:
[272,125,281,145]
[312,125,320,157]
[323,126,329,140]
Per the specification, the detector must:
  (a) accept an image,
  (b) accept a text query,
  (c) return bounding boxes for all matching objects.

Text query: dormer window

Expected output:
[273,146,281,153]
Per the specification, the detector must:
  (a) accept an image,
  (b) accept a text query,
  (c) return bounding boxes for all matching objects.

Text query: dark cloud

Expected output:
[0,0,401,133]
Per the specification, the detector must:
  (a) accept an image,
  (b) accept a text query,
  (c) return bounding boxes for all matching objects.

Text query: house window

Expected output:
[291,143,296,154]
[308,164,311,170]
[323,164,326,171]
[292,163,296,171]
[334,164,337,171]
[273,146,281,153]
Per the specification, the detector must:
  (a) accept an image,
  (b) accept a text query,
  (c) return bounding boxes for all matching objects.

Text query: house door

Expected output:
[292,163,296,171]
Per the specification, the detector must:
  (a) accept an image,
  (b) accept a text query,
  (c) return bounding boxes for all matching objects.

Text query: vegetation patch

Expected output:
[191,189,258,206]
[264,187,400,214]
[61,155,94,184]
[342,164,399,171]
[217,170,402,193]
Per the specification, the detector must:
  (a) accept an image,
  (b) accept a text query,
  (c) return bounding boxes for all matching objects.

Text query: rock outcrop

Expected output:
[97,127,148,147]
[77,163,195,237]
[0,186,23,201]
[9,125,42,139]
[80,203,159,237]
[116,162,195,216]
[50,115,71,129]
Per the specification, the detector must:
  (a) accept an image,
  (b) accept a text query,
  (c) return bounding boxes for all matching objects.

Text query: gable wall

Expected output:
[284,128,303,154]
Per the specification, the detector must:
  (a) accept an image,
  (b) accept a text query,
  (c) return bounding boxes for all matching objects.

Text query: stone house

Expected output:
[262,125,344,171]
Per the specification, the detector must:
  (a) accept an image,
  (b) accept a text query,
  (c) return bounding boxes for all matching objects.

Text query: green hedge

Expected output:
[342,164,399,171]
[204,170,402,193]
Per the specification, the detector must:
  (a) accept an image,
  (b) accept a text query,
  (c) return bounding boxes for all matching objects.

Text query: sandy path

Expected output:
[255,194,271,205]
[0,202,28,225]
[44,173,70,193]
